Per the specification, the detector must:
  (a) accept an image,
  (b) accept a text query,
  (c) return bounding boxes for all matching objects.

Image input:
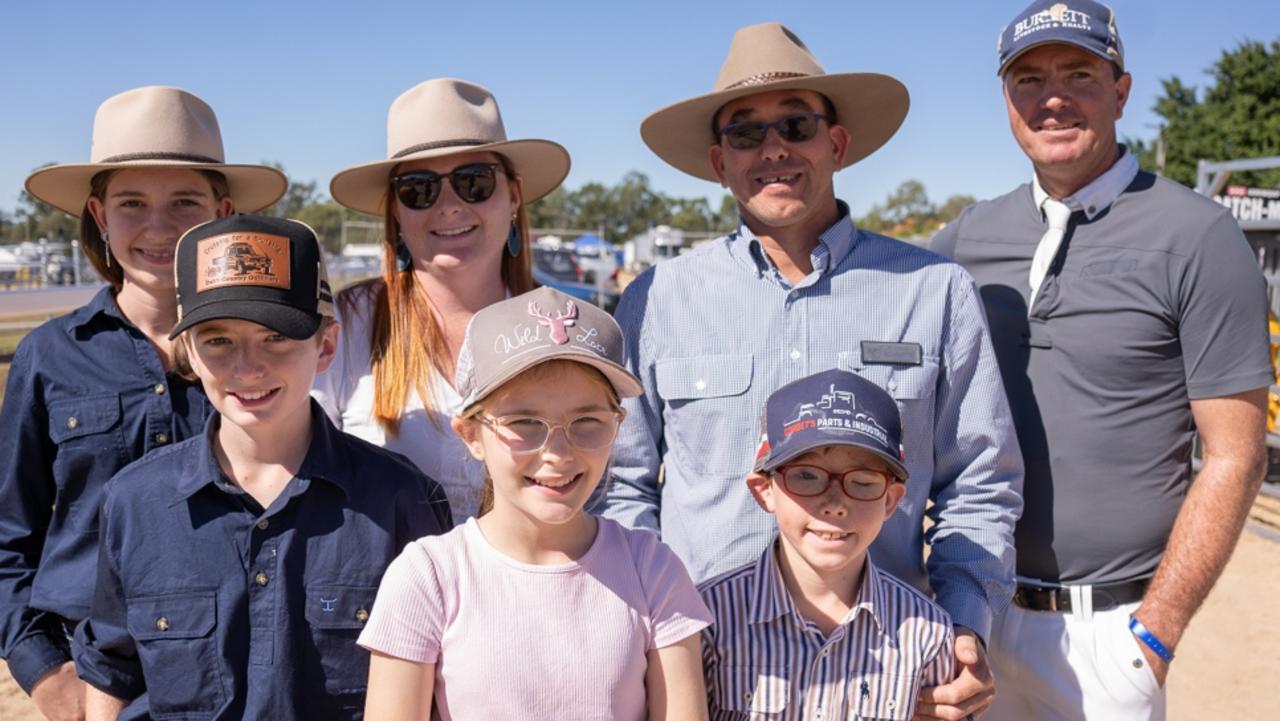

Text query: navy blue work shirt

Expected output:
[73,400,453,721]
[0,286,209,693]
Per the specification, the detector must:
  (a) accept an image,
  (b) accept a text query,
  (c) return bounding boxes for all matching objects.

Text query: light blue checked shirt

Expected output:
[600,204,1023,641]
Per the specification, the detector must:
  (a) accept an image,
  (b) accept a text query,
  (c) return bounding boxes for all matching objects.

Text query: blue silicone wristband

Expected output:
[1128,616,1175,662]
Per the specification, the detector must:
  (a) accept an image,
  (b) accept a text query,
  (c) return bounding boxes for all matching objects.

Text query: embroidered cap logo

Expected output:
[528,300,578,345]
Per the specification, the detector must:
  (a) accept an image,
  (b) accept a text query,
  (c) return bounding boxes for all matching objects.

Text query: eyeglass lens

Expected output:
[720,113,826,150]
[393,163,499,210]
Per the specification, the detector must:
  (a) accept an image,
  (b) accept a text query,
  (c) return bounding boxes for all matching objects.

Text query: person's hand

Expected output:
[914,628,994,720]
[30,661,86,721]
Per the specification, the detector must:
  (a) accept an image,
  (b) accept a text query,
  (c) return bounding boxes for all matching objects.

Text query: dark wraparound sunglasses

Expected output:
[392,163,501,210]
[718,112,831,150]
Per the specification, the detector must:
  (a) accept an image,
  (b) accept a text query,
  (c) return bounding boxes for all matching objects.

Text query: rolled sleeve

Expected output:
[926,279,1024,643]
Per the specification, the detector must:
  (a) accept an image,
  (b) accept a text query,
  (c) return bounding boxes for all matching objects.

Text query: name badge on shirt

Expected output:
[861,341,923,366]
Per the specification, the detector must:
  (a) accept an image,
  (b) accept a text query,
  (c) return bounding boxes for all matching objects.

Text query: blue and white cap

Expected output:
[753,369,907,479]
[997,0,1124,76]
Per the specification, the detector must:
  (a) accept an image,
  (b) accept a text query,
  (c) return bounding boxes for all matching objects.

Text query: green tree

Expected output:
[13,184,78,245]
[856,180,941,237]
[260,162,321,218]
[937,194,977,224]
[295,202,349,255]
[713,194,739,232]
[1128,39,1280,188]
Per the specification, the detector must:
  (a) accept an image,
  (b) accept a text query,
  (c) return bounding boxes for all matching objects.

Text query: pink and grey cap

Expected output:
[455,287,642,414]
[753,369,907,479]
[997,0,1123,76]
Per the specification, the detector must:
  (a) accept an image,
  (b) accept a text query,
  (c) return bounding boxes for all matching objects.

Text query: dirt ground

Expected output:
[0,526,1274,720]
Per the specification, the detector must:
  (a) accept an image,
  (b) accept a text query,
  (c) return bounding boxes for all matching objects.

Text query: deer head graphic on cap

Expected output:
[528,300,578,345]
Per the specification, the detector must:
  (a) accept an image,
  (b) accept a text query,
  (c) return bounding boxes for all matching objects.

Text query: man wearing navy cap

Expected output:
[932,2,1271,718]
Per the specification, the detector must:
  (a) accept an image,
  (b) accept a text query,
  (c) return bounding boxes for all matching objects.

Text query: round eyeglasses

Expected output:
[772,463,898,501]
[479,412,624,455]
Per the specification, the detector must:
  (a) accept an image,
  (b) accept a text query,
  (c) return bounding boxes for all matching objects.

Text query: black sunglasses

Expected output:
[718,112,830,150]
[392,163,501,210]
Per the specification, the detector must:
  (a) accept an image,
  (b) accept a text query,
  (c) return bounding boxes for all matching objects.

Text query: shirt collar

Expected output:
[64,285,127,334]
[730,200,860,280]
[1032,146,1138,221]
[748,539,888,635]
[171,399,353,504]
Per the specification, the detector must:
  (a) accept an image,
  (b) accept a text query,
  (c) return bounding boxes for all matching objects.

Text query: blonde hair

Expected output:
[81,169,230,291]
[350,155,534,436]
[458,360,621,517]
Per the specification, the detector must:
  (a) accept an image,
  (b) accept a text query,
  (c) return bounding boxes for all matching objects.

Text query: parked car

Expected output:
[532,247,619,311]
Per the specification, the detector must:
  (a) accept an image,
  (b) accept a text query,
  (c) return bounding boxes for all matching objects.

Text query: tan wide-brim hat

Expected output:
[25,86,287,217]
[330,78,571,217]
[641,23,910,182]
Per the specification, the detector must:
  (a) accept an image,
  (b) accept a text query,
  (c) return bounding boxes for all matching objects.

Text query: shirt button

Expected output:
[355,608,370,623]
[887,700,897,710]
[66,416,79,429]
[887,379,897,392]
[790,349,801,360]
[155,616,170,631]
[154,383,166,395]
[257,519,269,530]
[695,379,706,392]
[255,571,269,586]
[154,432,169,444]
[742,692,752,701]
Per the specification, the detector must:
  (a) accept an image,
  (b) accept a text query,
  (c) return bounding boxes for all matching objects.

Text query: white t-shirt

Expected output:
[359,517,712,721]
[312,283,485,523]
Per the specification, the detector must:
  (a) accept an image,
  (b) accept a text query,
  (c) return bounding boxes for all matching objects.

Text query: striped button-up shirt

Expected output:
[701,541,954,720]
[601,203,1023,641]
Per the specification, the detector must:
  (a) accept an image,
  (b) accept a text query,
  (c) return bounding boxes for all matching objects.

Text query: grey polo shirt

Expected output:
[933,169,1271,586]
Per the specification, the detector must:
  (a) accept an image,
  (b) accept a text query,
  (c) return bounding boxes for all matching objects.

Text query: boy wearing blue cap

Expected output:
[700,369,953,719]
[73,214,452,721]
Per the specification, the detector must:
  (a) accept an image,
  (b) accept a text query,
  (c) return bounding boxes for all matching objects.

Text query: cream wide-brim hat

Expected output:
[641,23,910,182]
[25,86,287,216]
[330,78,571,217]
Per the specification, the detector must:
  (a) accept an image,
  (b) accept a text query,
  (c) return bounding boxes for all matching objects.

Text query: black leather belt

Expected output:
[1013,578,1150,613]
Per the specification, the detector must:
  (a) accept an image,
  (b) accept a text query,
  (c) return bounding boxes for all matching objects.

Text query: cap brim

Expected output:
[169,299,321,341]
[641,72,909,181]
[25,162,288,217]
[330,138,571,217]
[458,347,642,415]
[755,435,908,481]
[997,39,1123,76]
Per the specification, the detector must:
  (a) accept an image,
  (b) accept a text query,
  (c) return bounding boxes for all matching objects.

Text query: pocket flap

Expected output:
[655,355,752,401]
[305,585,378,630]
[48,393,121,442]
[128,591,216,641]
[851,673,916,720]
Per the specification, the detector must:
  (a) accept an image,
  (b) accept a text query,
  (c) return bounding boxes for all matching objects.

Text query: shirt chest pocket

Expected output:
[47,393,125,510]
[712,666,789,719]
[655,354,755,477]
[848,673,916,720]
[305,585,378,696]
[127,591,226,717]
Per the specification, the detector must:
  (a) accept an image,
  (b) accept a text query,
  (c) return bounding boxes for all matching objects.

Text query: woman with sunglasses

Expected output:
[318,78,570,523]
[0,86,284,720]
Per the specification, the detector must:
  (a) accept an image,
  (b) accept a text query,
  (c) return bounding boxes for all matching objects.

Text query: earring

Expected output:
[395,235,412,273]
[506,219,522,257]
[102,232,111,268]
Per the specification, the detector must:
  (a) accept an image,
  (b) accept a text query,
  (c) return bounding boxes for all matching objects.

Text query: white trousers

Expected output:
[985,595,1166,721]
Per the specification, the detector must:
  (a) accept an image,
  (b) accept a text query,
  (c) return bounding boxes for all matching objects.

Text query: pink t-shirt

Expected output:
[358,517,712,720]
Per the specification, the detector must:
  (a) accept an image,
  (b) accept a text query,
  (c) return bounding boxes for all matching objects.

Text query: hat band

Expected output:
[723,71,812,91]
[391,138,490,160]
[97,151,222,164]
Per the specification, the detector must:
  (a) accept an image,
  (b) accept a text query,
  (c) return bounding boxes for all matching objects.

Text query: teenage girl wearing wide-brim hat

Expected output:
[315,78,570,524]
[0,85,284,719]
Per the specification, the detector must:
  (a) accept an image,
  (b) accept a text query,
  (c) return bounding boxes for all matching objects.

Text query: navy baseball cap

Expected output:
[997,0,1124,76]
[753,369,907,480]
[170,214,334,340]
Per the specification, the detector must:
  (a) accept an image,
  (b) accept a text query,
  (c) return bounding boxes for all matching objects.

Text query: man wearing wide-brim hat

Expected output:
[599,22,1022,720]
[931,2,1270,719]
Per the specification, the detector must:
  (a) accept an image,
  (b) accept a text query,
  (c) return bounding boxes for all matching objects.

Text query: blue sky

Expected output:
[1,1,1273,220]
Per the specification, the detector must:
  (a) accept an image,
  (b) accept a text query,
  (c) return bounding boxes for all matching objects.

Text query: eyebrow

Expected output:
[725,97,816,124]
[108,188,211,199]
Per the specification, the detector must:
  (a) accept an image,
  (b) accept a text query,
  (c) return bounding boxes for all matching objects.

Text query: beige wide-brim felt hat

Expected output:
[641,23,910,182]
[330,78,571,217]
[25,86,287,217]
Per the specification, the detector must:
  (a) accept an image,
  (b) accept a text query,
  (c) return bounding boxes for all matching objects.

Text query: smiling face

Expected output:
[85,168,233,294]
[183,318,337,435]
[1003,44,1131,196]
[749,444,905,587]
[708,89,849,239]
[391,150,519,276]
[454,361,619,531]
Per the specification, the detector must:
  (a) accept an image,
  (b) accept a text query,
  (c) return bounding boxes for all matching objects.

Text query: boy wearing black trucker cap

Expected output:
[73,214,452,721]
[699,369,954,719]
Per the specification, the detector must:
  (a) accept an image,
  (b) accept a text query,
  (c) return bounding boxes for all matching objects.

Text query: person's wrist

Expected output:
[1129,615,1175,662]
